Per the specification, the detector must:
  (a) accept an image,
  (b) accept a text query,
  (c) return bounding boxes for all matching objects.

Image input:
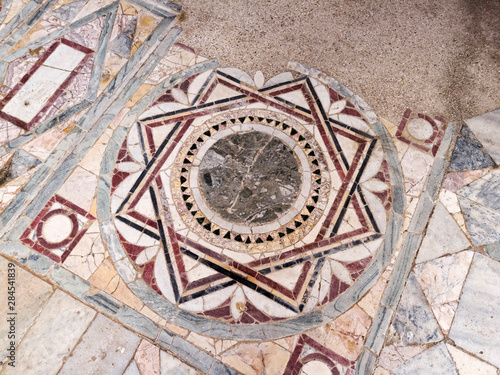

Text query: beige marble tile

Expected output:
[58,314,140,375]
[220,342,290,375]
[1,289,95,375]
[446,344,498,375]
[135,340,160,375]
[0,256,54,364]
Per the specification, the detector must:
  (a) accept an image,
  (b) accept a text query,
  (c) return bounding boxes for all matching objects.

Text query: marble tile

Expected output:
[484,242,500,262]
[379,344,424,370]
[446,344,498,375]
[449,125,496,171]
[56,166,98,213]
[358,277,388,317]
[3,62,82,123]
[374,367,392,375]
[401,147,434,196]
[1,289,95,375]
[414,251,473,334]
[416,202,470,263]
[308,305,371,361]
[220,342,290,375]
[160,350,202,375]
[58,314,140,375]
[458,196,500,246]
[387,273,443,346]
[465,109,500,164]
[135,339,161,375]
[393,343,457,375]
[123,361,140,375]
[458,169,500,213]
[449,253,500,367]
[0,255,54,364]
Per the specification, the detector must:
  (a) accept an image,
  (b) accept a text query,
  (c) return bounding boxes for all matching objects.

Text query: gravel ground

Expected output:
[175,0,500,123]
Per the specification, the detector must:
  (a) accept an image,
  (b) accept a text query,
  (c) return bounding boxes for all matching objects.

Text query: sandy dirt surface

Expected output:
[175,0,500,123]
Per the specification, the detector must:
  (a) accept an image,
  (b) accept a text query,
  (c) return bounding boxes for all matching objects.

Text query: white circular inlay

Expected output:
[42,214,73,243]
[300,360,332,375]
[406,118,434,140]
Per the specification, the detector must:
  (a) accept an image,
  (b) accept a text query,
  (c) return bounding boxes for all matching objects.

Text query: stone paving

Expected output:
[0,1,499,374]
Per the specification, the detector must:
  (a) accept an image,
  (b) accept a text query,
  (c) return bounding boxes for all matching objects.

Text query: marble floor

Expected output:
[0,0,499,374]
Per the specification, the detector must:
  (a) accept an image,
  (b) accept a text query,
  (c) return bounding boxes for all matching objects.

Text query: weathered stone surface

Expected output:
[388,273,443,346]
[199,131,302,225]
[459,197,500,246]
[449,253,500,367]
[393,343,457,375]
[458,169,500,213]
[449,125,496,171]
[2,290,95,375]
[0,256,53,364]
[58,314,140,375]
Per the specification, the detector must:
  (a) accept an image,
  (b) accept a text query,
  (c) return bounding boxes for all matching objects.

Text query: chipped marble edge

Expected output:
[0,245,240,374]
[98,63,404,341]
[356,121,460,375]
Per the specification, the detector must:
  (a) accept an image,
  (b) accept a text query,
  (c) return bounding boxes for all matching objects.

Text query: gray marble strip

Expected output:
[209,362,242,375]
[127,0,178,17]
[27,252,54,275]
[3,217,30,242]
[159,335,215,373]
[3,26,70,63]
[0,0,59,58]
[0,242,31,263]
[355,349,376,375]
[0,20,179,239]
[85,3,118,101]
[357,121,461,375]
[380,233,423,309]
[288,61,355,100]
[0,100,91,156]
[50,264,91,298]
[2,0,119,63]
[115,305,159,340]
[0,0,39,44]
[84,292,122,315]
[0,0,12,25]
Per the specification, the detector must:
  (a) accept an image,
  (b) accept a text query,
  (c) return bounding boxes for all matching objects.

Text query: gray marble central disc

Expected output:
[198,131,303,225]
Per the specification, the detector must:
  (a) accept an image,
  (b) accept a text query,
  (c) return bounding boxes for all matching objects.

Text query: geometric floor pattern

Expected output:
[0,1,499,375]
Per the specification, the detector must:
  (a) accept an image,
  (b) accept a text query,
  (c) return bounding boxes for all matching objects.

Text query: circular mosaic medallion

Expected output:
[100,68,403,338]
[170,112,330,253]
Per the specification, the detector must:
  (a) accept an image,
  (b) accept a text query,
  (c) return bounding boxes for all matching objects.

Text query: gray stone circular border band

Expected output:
[97,63,405,341]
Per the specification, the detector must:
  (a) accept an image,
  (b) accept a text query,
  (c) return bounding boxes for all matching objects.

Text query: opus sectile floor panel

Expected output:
[0,0,499,374]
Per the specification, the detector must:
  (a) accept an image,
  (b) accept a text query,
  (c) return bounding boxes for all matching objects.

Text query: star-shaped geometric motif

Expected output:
[110,69,390,322]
